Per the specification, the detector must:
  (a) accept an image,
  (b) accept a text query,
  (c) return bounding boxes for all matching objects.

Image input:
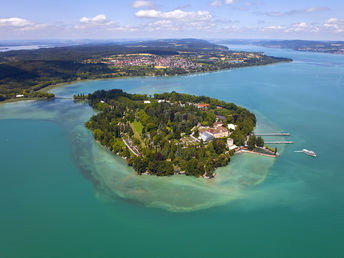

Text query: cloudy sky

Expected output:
[1,0,344,40]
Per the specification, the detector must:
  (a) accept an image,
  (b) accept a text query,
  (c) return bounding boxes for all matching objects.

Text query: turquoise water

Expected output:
[1,46,344,257]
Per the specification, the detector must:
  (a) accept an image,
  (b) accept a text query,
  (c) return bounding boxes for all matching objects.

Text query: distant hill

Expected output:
[219,39,344,54]
[0,39,228,62]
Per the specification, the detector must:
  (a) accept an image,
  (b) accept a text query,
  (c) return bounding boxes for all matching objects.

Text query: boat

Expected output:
[294,149,317,157]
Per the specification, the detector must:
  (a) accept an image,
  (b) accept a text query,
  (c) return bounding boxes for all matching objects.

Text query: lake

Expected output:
[0,46,343,257]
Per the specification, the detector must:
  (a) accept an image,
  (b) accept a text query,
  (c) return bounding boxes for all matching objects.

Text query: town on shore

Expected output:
[0,39,291,103]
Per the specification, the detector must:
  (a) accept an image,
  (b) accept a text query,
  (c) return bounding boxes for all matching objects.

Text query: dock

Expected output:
[250,132,293,144]
[264,141,294,144]
[253,133,290,136]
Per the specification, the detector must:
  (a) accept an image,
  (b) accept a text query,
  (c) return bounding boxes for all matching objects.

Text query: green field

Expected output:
[132,119,144,136]
[130,120,145,148]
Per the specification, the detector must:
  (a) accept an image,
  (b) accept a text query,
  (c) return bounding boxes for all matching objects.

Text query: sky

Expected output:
[1,0,344,40]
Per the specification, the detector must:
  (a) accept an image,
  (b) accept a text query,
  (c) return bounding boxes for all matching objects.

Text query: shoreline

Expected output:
[0,97,45,105]
[235,148,279,158]
[1,58,291,106]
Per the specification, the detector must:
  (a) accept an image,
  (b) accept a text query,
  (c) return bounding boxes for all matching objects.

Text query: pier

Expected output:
[264,141,294,144]
[253,132,290,136]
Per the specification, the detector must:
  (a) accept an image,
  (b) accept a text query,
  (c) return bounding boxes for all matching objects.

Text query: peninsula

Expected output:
[0,39,291,102]
[76,89,271,178]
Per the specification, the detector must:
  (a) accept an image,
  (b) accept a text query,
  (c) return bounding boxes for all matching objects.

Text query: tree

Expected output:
[148,161,160,174]
[247,135,256,150]
[154,152,164,161]
[256,136,264,147]
[114,125,120,138]
[170,111,175,122]
[132,158,147,174]
[213,139,226,154]
[231,129,245,146]
[125,147,131,158]
[93,129,104,140]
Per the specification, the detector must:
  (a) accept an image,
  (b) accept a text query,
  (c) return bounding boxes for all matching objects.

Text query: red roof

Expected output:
[196,103,210,108]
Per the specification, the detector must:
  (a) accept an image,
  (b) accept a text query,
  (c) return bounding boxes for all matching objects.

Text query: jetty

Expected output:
[265,141,294,144]
[252,132,293,144]
[253,132,290,136]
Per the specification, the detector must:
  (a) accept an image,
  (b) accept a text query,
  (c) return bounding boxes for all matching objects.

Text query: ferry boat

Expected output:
[295,149,317,157]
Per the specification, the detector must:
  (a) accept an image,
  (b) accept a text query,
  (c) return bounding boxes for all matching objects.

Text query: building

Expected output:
[213,122,224,128]
[16,94,24,98]
[227,138,234,147]
[195,103,210,110]
[158,99,165,103]
[207,126,229,138]
[228,124,237,130]
[200,131,215,142]
[227,138,237,151]
[144,100,151,104]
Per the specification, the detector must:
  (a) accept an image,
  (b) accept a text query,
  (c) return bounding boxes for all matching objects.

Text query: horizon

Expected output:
[1,0,344,41]
[1,38,344,45]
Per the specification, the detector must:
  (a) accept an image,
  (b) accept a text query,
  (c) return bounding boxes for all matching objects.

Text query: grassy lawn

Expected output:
[130,120,145,148]
[132,119,144,136]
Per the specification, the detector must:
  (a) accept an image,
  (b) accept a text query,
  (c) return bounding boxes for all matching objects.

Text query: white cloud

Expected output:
[135,9,212,21]
[131,0,153,8]
[0,17,46,31]
[305,7,329,13]
[210,0,235,7]
[285,22,309,32]
[75,14,119,30]
[324,18,344,32]
[265,25,285,30]
[0,17,33,27]
[79,14,115,26]
[136,9,215,33]
[225,0,235,4]
[261,21,324,34]
[210,0,222,7]
[258,7,329,17]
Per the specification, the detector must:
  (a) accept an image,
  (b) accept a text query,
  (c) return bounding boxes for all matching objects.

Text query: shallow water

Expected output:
[1,46,344,257]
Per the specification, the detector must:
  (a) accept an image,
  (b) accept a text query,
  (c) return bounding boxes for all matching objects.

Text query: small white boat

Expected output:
[295,149,317,157]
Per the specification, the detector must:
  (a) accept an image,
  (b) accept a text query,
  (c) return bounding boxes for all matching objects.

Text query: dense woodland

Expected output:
[79,89,256,178]
[0,39,291,101]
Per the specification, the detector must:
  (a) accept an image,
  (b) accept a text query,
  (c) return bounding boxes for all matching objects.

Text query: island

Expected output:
[75,89,276,178]
[0,39,291,102]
